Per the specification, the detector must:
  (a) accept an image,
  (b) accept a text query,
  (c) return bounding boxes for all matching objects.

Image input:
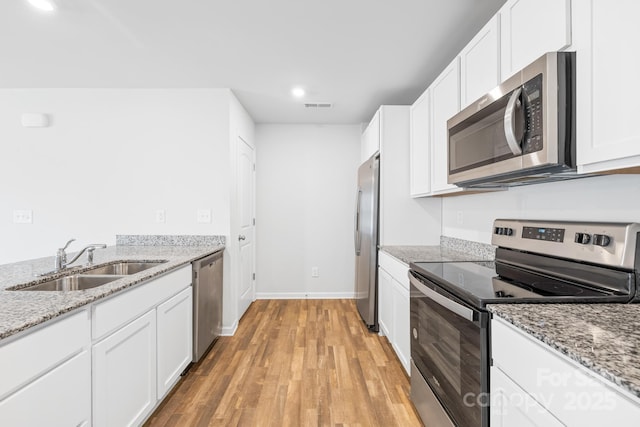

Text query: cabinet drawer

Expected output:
[0,309,90,400]
[378,251,409,289]
[0,350,91,427]
[492,317,640,425]
[92,266,191,340]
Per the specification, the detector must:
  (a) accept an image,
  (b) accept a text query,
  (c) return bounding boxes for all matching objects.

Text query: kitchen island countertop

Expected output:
[0,244,223,341]
[489,303,640,400]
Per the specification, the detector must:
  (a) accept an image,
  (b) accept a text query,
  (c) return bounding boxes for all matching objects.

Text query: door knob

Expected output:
[238,235,246,241]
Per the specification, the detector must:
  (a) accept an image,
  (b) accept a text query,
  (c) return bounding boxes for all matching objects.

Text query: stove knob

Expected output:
[495,290,505,297]
[495,227,504,235]
[574,232,591,244]
[593,234,611,247]
[504,227,514,236]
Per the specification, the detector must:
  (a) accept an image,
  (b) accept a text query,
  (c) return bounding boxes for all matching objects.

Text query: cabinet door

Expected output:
[500,0,571,79]
[93,309,157,427]
[576,0,640,172]
[157,287,193,399]
[409,89,431,197]
[430,57,463,195]
[361,110,380,162]
[0,351,91,427]
[460,15,501,108]
[391,278,410,375]
[377,267,393,339]
[491,366,564,427]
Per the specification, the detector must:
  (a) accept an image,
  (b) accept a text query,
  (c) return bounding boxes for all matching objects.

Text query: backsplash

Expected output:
[116,235,226,246]
[440,236,495,260]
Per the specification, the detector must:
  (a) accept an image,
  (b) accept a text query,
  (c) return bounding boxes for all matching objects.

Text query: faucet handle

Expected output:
[86,244,107,265]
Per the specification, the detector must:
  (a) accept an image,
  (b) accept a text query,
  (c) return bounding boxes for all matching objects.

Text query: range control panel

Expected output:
[522,226,565,243]
[491,219,640,269]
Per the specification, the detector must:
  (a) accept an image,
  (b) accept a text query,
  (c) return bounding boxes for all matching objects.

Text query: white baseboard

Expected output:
[220,320,238,336]
[255,291,356,300]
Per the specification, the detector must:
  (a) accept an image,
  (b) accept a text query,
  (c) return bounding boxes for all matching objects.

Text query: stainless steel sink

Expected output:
[82,260,167,275]
[9,260,168,291]
[19,275,124,291]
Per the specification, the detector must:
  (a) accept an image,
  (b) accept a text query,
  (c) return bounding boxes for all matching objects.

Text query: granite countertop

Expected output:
[489,304,640,399]
[381,236,496,265]
[0,244,224,341]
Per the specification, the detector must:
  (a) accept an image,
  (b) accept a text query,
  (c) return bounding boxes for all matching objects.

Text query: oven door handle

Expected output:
[409,273,474,322]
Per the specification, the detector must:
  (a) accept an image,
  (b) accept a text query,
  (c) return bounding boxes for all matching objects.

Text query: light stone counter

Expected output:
[0,239,224,341]
[489,304,640,399]
[381,236,495,265]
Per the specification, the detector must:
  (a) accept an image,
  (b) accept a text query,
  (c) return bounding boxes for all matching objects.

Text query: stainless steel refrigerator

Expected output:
[354,153,380,331]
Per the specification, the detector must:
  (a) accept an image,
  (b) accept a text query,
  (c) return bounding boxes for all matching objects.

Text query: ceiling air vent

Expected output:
[304,102,333,108]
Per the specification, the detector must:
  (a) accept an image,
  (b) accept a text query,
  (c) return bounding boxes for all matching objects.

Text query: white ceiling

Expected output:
[0,0,506,124]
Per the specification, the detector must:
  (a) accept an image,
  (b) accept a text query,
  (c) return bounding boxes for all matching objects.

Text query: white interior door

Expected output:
[237,136,255,317]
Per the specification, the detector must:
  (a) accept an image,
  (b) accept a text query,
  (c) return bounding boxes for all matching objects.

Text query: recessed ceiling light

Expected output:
[27,0,57,12]
[291,87,305,98]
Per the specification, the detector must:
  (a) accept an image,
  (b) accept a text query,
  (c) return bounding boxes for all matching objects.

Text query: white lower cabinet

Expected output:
[491,366,563,427]
[378,251,410,374]
[0,310,91,427]
[157,286,193,399]
[390,279,410,373]
[378,268,393,339]
[0,350,91,427]
[93,310,157,427]
[0,265,194,426]
[92,265,192,426]
[491,317,640,426]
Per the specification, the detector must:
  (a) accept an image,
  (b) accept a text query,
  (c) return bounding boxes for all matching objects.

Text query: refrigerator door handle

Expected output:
[354,188,362,255]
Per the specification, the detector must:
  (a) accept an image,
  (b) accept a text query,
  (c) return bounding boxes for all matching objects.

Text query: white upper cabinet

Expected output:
[409,89,431,197]
[361,110,380,162]
[574,0,640,173]
[430,57,463,195]
[500,0,571,80]
[460,15,501,109]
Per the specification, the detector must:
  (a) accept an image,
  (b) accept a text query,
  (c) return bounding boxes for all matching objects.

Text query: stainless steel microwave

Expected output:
[447,51,575,188]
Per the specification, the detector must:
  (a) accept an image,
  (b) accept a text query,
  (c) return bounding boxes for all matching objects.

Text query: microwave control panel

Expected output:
[522,74,543,154]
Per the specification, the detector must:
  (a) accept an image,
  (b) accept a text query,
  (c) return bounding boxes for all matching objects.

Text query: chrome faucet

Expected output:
[54,239,107,271]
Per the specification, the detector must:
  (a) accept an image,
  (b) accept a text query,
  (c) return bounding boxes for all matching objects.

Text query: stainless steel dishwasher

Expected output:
[192,250,223,362]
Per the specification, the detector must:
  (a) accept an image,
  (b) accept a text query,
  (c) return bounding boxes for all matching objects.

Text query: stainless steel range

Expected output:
[409,219,640,427]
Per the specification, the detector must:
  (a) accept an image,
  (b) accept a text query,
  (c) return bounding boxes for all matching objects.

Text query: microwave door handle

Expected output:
[409,273,474,321]
[354,188,362,255]
[504,87,523,156]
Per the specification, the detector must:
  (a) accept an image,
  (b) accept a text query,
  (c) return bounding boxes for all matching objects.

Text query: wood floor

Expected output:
[145,299,423,426]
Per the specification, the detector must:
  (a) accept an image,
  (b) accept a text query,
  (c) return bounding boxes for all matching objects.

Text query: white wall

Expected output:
[0,88,232,263]
[442,174,640,243]
[255,124,361,298]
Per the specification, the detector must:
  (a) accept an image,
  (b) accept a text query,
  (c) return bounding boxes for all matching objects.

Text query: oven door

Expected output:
[409,271,489,427]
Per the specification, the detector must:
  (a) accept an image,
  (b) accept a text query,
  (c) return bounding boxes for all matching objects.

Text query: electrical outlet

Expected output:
[311,267,319,278]
[13,210,33,224]
[197,209,212,223]
[155,209,166,223]
[456,211,464,225]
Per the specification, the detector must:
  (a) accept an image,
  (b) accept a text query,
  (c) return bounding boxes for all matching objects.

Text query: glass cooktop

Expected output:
[410,261,627,308]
